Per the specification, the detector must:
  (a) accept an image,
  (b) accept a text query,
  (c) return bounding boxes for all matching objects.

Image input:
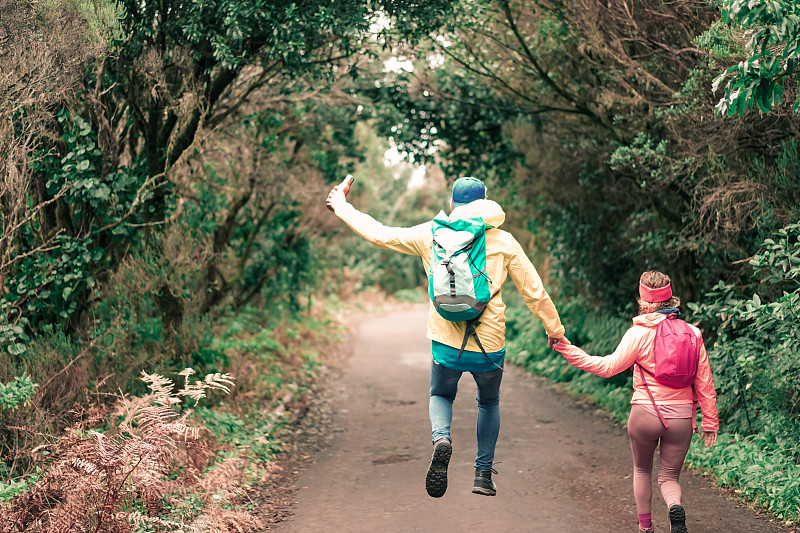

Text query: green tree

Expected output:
[368,0,800,310]
[2,0,456,335]
[713,0,800,115]
[0,0,455,480]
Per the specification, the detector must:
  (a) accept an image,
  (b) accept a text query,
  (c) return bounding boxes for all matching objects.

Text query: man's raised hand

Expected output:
[326,175,354,213]
[326,186,346,213]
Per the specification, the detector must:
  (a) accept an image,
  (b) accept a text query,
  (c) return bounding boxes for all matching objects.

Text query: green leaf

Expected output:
[773,83,784,105]
[756,81,772,112]
[8,344,26,356]
[735,91,748,115]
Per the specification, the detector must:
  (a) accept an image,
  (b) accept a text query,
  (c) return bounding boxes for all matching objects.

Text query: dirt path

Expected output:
[269,305,789,532]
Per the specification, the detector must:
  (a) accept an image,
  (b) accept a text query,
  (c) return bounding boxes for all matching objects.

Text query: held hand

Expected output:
[549,336,570,349]
[702,430,717,448]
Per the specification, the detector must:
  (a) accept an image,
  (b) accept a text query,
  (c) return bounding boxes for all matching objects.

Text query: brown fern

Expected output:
[0,369,251,533]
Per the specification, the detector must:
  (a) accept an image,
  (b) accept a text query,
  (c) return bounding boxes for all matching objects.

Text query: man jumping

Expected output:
[326,176,565,497]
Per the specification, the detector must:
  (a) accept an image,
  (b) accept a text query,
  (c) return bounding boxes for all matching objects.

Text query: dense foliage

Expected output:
[0,0,453,523]
[713,0,800,115]
[689,223,800,455]
[2,0,799,527]
[370,0,800,309]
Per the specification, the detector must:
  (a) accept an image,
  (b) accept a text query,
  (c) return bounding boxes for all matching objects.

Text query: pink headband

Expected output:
[639,280,672,302]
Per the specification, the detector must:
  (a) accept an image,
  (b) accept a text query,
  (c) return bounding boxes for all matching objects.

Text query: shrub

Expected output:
[0,375,38,411]
[688,222,800,457]
[0,369,262,533]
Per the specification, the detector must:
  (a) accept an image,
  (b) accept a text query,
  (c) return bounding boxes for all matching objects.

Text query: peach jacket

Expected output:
[554,312,719,431]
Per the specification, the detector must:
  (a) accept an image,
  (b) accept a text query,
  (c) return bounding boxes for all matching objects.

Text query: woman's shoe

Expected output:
[638,528,654,533]
[668,504,688,533]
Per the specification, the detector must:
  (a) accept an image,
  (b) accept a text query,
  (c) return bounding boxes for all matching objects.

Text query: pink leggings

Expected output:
[627,405,692,515]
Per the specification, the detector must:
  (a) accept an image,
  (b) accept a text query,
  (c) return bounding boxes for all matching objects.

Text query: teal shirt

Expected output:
[432,341,505,373]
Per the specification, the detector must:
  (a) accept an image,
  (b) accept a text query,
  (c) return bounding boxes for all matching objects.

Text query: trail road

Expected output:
[271,305,788,533]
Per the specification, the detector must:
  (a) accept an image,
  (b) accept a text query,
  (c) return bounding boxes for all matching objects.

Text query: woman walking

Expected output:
[552,271,718,533]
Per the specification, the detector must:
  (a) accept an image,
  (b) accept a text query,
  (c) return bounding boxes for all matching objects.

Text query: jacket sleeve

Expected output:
[506,237,565,337]
[554,327,642,378]
[693,333,719,431]
[334,202,428,257]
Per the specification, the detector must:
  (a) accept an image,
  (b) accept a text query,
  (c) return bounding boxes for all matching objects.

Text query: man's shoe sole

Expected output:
[425,440,451,498]
[471,486,496,496]
[669,504,687,533]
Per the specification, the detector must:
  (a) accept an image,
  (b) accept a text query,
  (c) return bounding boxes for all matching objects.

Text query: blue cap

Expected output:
[451,177,486,207]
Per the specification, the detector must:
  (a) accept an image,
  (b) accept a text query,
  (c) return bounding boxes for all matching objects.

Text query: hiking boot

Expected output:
[669,504,687,533]
[425,439,452,498]
[472,468,497,496]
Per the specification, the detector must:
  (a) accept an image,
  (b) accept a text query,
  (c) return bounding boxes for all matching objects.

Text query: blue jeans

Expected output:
[429,358,503,471]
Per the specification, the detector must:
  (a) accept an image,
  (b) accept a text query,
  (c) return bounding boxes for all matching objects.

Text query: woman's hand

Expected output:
[549,336,571,349]
[702,430,717,448]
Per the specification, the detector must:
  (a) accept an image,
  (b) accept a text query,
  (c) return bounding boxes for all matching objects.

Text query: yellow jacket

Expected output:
[335,199,565,352]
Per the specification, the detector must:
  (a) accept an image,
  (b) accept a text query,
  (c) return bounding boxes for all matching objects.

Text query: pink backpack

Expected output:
[637,314,701,431]
[652,317,700,387]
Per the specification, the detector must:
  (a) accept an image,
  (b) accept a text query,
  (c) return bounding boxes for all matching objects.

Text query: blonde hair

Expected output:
[637,270,680,315]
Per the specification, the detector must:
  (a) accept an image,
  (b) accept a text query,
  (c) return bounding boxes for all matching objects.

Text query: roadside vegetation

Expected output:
[0,0,446,529]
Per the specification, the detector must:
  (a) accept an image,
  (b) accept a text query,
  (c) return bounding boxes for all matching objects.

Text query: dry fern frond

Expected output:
[0,369,242,532]
[136,403,181,431]
[202,373,235,393]
[200,507,263,533]
[179,371,235,402]
[69,404,110,431]
[40,493,93,533]
[196,457,247,503]
[140,371,181,406]
[67,457,105,478]
[119,510,185,530]
[142,486,163,517]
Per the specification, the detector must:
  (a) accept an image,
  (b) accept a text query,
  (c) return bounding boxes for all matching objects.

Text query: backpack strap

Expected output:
[456,291,502,371]
[637,363,699,433]
[456,318,477,358]
[636,364,670,429]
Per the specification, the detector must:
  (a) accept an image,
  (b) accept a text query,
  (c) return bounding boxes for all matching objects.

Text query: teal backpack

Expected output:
[428,211,497,358]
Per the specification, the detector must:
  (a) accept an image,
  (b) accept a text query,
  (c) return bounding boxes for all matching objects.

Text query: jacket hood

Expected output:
[632,312,669,328]
[449,199,505,228]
